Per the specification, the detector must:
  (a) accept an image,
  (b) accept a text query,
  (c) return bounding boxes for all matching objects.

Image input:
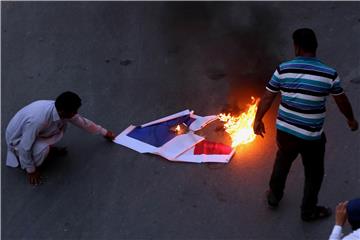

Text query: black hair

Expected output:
[292,28,318,53]
[55,91,82,113]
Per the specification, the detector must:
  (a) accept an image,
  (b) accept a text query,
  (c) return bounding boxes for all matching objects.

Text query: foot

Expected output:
[301,206,332,222]
[49,146,68,157]
[266,189,280,209]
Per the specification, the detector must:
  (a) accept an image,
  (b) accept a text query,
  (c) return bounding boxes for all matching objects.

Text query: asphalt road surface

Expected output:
[2,2,360,239]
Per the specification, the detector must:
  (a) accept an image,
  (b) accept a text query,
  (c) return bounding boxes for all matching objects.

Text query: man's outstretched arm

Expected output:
[333,93,358,131]
[69,114,116,140]
[253,90,278,137]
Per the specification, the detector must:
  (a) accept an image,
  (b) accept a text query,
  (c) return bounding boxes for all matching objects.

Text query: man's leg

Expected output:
[33,145,50,167]
[300,133,329,220]
[269,130,300,204]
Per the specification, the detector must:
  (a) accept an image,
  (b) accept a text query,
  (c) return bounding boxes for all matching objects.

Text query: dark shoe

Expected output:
[266,189,279,209]
[301,206,332,222]
[49,146,68,157]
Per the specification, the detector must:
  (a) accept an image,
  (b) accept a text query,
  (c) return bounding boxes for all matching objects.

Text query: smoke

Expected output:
[161,2,283,113]
[217,5,283,113]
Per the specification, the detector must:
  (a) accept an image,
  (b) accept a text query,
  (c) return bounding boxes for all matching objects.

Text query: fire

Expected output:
[175,125,181,133]
[218,97,260,147]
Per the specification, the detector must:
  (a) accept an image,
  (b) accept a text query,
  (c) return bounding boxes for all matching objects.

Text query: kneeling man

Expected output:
[5,91,115,185]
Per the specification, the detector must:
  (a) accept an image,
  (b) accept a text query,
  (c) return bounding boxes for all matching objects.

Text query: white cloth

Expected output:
[32,145,50,167]
[5,100,107,173]
[329,225,360,240]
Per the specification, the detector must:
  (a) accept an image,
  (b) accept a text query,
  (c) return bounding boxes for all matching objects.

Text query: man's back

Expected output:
[267,56,343,140]
[5,100,55,145]
[253,28,358,221]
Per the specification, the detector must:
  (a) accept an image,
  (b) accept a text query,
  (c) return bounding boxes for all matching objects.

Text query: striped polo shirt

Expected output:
[266,56,344,140]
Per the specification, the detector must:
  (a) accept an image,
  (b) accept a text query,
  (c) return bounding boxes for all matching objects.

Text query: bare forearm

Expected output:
[333,93,358,131]
[334,94,355,121]
[255,91,277,121]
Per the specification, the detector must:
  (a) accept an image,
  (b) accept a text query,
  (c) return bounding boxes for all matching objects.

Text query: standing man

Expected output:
[5,91,116,185]
[253,28,358,221]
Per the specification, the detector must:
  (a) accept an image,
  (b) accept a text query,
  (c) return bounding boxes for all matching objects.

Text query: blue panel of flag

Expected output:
[127,115,196,147]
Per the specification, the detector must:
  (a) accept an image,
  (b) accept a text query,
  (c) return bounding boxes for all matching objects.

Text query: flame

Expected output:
[218,97,260,147]
[175,125,181,133]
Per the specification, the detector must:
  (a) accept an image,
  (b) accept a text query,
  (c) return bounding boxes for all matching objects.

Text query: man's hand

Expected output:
[252,90,277,138]
[27,169,42,186]
[335,201,348,226]
[253,119,266,138]
[333,93,357,131]
[347,119,358,131]
[104,130,116,141]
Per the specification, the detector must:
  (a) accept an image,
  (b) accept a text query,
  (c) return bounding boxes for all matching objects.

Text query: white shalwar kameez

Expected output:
[5,100,107,173]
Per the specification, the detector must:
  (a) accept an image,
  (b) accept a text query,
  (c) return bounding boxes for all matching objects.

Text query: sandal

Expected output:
[301,206,332,222]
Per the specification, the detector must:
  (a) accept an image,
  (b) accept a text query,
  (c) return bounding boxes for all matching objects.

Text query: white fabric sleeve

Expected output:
[342,229,360,240]
[70,114,107,136]
[329,225,343,240]
[18,122,40,173]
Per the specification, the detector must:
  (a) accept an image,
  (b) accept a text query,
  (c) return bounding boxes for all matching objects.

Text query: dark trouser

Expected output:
[269,130,326,213]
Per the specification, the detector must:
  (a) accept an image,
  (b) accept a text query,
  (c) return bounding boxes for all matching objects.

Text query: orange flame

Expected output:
[218,97,260,147]
[175,125,181,133]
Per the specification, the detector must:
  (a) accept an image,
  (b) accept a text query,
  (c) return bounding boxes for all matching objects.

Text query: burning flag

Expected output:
[218,97,260,147]
[114,110,235,163]
[114,98,259,163]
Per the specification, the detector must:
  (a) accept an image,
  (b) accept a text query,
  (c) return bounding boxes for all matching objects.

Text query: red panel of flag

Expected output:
[194,140,233,155]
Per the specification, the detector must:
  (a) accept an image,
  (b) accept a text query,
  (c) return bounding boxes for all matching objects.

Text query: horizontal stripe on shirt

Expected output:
[279,86,329,97]
[286,58,334,69]
[266,86,280,93]
[281,92,325,101]
[279,105,326,119]
[277,116,323,132]
[281,77,332,88]
[267,57,340,140]
[281,63,336,75]
[281,102,326,114]
[281,101,325,112]
[276,118,323,136]
[278,109,325,126]
[276,121,323,140]
[278,68,337,80]
[266,82,280,92]
[282,95,325,107]
[280,72,335,84]
[281,82,331,93]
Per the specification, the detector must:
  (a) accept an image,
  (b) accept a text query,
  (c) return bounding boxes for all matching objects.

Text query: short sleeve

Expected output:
[266,67,281,93]
[330,74,344,96]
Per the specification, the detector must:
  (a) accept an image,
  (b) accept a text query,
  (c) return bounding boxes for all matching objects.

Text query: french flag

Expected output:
[114,110,235,163]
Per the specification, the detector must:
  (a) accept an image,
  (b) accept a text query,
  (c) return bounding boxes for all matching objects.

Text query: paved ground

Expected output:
[1,2,360,239]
